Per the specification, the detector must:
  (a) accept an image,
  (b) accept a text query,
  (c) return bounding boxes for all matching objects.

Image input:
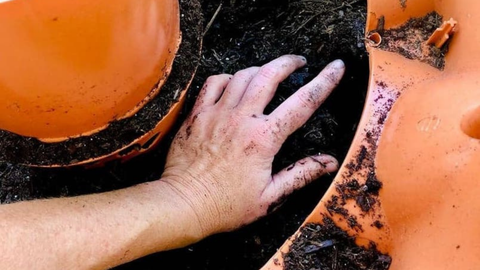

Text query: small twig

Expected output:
[0,165,12,179]
[173,88,181,100]
[333,0,361,11]
[290,0,361,35]
[203,3,223,37]
[108,170,122,183]
[333,245,338,270]
[212,49,224,65]
[291,13,322,35]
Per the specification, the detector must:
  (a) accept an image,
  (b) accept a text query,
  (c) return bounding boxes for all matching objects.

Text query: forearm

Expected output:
[0,180,201,270]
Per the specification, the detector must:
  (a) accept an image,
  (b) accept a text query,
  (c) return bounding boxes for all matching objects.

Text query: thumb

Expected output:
[262,154,339,209]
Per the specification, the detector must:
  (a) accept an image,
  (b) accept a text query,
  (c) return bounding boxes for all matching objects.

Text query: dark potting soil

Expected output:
[118,1,376,269]
[0,0,202,166]
[283,78,397,270]
[0,0,376,269]
[377,11,447,70]
[284,217,391,270]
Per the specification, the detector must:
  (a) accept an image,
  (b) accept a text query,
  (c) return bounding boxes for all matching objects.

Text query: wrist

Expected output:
[160,170,225,238]
[135,180,207,251]
[152,177,216,243]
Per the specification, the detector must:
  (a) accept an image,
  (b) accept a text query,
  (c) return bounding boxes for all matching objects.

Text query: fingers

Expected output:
[262,154,339,206]
[235,55,307,114]
[268,60,345,140]
[194,74,232,111]
[217,67,260,108]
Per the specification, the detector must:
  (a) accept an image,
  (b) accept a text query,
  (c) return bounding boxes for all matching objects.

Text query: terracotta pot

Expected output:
[263,0,480,269]
[0,0,200,167]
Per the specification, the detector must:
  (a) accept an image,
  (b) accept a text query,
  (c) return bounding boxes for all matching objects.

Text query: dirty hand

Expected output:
[162,55,345,238]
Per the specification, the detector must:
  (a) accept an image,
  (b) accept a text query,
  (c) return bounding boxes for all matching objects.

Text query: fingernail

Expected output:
[298,55,307,63]
[329,59,345,69]
[327,159,340,171]
[314,154,339,170]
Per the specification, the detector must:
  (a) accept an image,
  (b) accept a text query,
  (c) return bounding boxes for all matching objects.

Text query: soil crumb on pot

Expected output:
[377,11,447,70]
[285,60,400,270]
[284,217,391,270]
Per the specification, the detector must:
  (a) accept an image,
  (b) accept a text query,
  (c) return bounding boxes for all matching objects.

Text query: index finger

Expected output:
[267,60,345,140]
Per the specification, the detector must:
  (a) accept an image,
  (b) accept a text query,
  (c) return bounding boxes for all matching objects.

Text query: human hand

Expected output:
[162,55,345,238]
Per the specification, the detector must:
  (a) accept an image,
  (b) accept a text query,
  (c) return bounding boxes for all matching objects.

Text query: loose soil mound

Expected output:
[378,11,447,70]
[284,217,391,270]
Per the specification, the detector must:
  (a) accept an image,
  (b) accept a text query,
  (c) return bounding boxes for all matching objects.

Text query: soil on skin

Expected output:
[0,0,377,269]
[377,11,447,70]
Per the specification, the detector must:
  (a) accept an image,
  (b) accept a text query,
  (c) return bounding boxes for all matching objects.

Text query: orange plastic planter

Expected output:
[263,0,480,269]
[0,0,199,167]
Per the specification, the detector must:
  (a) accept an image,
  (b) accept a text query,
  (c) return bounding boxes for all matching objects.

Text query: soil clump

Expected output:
[377,11,448,70]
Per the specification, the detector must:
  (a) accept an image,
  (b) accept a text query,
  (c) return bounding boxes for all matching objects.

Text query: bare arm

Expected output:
[0,181,202,270]
[0,55,345,270]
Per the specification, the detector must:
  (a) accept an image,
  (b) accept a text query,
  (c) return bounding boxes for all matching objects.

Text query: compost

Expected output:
[0,0,374,269]
[284,217,391,270]
[378,11,447,70]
